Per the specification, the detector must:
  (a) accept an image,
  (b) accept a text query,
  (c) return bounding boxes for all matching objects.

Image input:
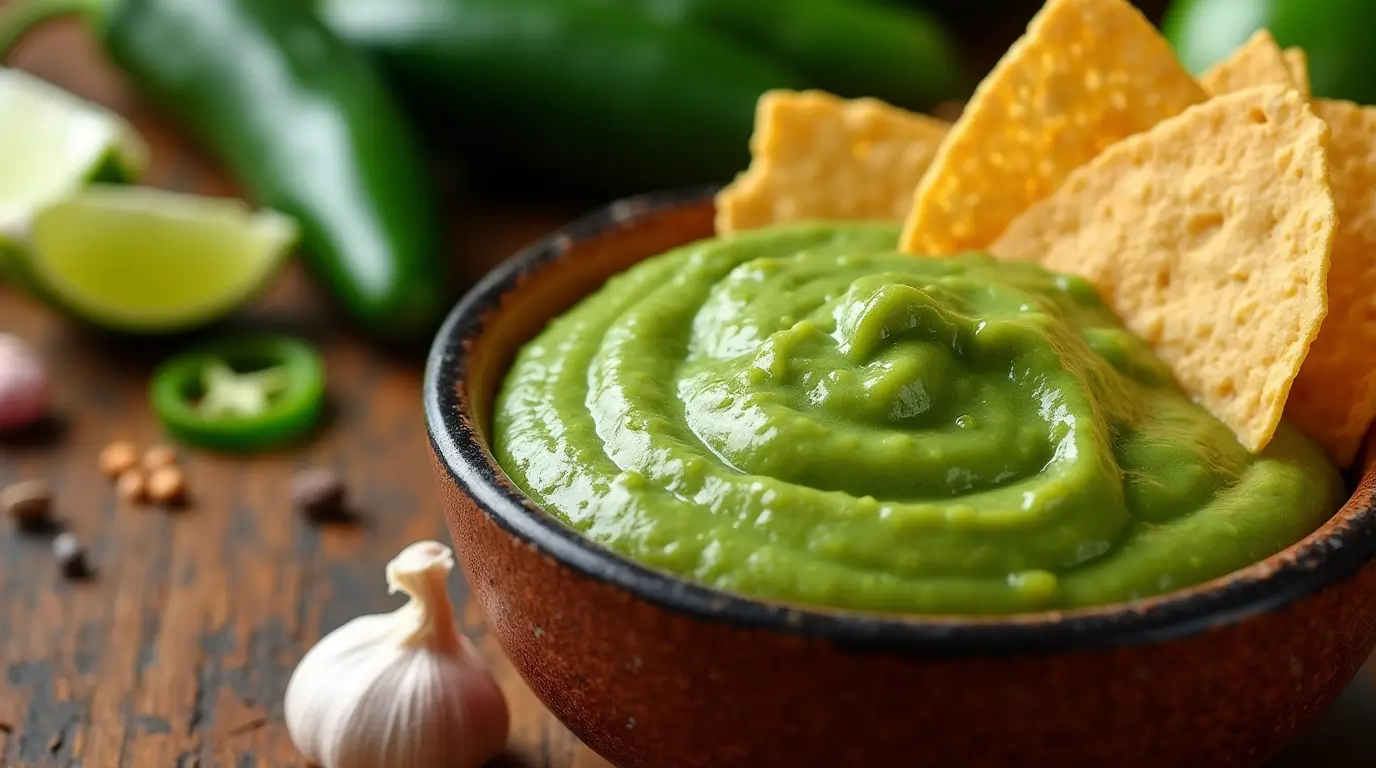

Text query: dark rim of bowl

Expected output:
[424,186,1376,657]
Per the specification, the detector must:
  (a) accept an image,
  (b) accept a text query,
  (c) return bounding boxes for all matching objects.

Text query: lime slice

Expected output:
[21,184,298,332]
[0,67,149,232]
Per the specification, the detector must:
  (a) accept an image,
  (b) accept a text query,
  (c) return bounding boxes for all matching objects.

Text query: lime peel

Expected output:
[21,184,298,333]
[0,67,149,229]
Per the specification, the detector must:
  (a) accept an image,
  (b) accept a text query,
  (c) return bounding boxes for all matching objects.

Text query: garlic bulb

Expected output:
[285,541,509,768]
[0,333,50,432]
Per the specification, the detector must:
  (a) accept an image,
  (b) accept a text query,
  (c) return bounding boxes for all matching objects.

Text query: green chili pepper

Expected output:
[150,336,326,451]
[0,0,451,343]
[1164,0,1376,104]
[624,0,968,111]
[315,0,806,195]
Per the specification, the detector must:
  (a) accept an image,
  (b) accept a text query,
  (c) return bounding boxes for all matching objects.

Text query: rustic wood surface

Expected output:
[1,19,609,768]
[2,15,1375,768]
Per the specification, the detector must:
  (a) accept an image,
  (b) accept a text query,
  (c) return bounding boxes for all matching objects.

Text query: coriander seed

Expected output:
[99,441,138,478]
[116,469,146,503]
[142,444,177,470]
[147,465,186,505]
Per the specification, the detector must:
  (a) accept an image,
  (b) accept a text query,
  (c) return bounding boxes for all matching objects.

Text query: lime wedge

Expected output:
[0,67,149,231]
[20,185,298,333]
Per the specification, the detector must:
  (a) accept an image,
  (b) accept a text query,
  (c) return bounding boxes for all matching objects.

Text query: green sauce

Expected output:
[493,223,1342,614]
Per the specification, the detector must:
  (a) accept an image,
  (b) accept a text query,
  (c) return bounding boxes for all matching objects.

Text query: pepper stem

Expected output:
[0,0,106,57]
[385,541,463,654]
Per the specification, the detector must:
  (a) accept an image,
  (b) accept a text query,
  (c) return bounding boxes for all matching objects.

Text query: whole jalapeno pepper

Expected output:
[0,0,452,343]
[315,0,806,196]
[624,0,969,111]
[1164,0,1376,104]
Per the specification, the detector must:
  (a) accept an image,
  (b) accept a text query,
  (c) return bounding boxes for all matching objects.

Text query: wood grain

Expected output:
[0,18,607,768]
[0,13,1374,768]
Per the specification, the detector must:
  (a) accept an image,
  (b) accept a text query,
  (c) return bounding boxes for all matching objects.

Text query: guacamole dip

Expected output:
[493,223,1343,614]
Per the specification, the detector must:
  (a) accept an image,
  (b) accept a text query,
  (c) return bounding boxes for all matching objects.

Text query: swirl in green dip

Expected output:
[493,223,1343,614]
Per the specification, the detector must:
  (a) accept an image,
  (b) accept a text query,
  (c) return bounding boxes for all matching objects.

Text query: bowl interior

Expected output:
[428,188,1376,653]
[463,190,717,448]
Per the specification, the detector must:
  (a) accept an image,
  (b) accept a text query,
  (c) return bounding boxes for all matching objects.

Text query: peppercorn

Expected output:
[52,532,91,580]
[292,467,347,521]
[1,479,53,530]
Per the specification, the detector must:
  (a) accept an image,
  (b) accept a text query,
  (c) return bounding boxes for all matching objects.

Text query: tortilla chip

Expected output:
[991,86,1336,452]
[1200,30,1295,95]
[899,0,1207,256]
[1283,48,1311,98]
[715,90,949,234]
[1285,100,1376,465]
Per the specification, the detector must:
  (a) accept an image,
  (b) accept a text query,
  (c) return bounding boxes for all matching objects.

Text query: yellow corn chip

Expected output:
[1200,30,1295,95]
[1284,48,1311,98]
[899,0,1207,256]
[715,90,949,234]
[1285,100,1376,465]
[991,86,1335,452]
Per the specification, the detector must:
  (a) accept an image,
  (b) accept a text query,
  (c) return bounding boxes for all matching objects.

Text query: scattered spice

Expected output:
[52,532,91,580]
[98,441,138,478]
[142,444,177,470]
[0,333,51,433]
[1,478,53,530]
[101,442,191,509]
[115,469,146,503]
[292,467,346,521]
[147,465,186,505]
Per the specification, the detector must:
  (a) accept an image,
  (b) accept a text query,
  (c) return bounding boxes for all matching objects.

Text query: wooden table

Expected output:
[2,17,1375,768]
[0,20,609,767]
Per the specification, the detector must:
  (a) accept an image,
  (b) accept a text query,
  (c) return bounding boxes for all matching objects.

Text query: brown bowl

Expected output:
[424,188,1376,767]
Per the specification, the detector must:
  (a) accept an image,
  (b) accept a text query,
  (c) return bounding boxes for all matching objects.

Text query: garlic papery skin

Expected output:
[285,541,509,768]
[0,334,50,433]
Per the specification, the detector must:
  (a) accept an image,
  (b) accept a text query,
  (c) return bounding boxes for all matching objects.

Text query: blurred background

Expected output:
[390,0,1173,203]
[248,0,1374,213]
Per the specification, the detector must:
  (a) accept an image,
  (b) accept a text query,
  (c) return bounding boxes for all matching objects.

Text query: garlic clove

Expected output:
[285,541,509,768]
[0,334,50,432]
[285,613,397,766]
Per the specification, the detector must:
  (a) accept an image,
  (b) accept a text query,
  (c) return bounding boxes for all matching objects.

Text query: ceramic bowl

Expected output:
[423,188,1376,768]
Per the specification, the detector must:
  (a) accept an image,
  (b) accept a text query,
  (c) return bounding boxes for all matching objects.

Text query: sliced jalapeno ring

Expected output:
[150,336,325,451]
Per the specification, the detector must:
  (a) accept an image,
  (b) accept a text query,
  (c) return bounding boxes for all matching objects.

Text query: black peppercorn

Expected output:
[52,532,92,580]
[3,479,54,531]
[292,468,347,522]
